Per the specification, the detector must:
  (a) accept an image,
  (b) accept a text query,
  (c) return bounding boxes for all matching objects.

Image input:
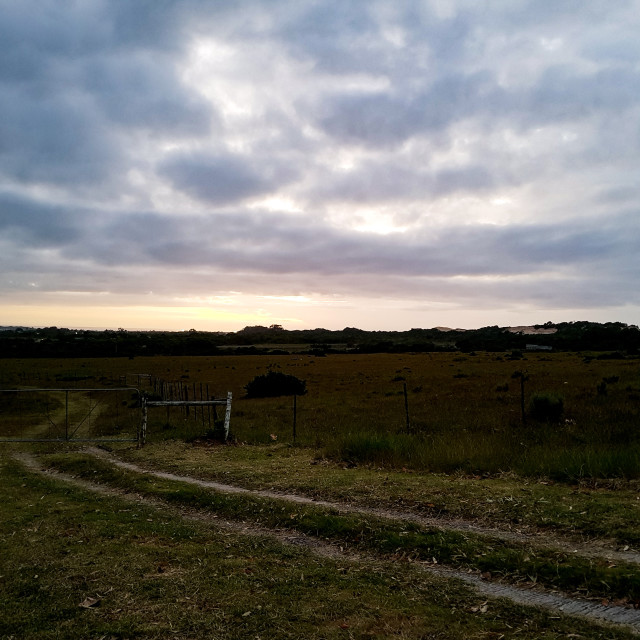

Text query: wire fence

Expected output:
[0,388,142,444]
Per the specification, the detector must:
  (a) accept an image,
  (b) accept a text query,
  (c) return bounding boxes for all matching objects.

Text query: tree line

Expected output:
[0,321,638,358]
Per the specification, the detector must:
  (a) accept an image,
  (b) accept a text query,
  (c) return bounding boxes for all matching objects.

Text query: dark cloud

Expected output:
[0,192,84,246]
[0,0,211,189]
[0,86,120,185]
[80,53,213,135]
[158,151,298,204]
[314,62,640,148]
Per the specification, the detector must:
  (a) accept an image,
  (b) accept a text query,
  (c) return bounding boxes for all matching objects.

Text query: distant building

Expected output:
[526,344,553,351]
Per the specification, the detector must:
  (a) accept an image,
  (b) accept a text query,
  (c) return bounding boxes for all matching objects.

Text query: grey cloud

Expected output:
[596,186,640,204]
[0,87,119,186]
[8,193,633,283]
[499,0,626,29]
[159,152,298,204]
[0,192,84,246]
[309,161,495,204]
[275,2,381,74]
[80,53,213,135]
[0,0,639,322]
[0,0,212,189]
[278,2,474,76]
[314,62,640,148]
[2,196,638,311]
[313,71,501,148]
[527,66,640,123]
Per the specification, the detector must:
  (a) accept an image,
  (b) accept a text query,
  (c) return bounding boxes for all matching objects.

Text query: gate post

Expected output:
[65,390,69,441]
[224,392,232,441]
[140,395,147,448]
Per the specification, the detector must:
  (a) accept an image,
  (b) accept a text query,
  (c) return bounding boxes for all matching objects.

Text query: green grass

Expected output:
[41,452,640,602]
[3,454,634,639]
[324,430,640,481]
[118,440,640,546]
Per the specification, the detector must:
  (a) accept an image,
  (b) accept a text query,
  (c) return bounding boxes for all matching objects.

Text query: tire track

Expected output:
[16,450,640,634]
[86,446,640,566]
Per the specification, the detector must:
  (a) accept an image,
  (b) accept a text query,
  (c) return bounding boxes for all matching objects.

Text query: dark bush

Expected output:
[528,393,564,422]
[245,370,307,398]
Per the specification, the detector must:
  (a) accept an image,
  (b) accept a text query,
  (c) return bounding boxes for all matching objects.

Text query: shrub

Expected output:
[528,392,564,422]
[244,370,307,398]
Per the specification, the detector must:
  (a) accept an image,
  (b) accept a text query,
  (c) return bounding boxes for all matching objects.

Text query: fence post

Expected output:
[293,394,297,443]
[140,396,147,448]
[403,383,410,434]
[511,370,529,425]
[224,392,233,441]
[65,390,69,441]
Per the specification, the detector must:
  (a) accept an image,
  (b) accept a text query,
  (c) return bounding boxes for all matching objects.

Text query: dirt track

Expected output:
[87,446,640,566]
[15,449,640,635]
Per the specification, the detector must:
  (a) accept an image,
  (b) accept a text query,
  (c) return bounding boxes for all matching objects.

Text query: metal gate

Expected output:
[0,388,142,445]
[141,392,232,443]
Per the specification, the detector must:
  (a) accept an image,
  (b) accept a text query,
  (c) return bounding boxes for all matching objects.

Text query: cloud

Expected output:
[0,0,639,328]
[0,192,84,246]
[80,52,213,135]
[1,187,635,285]
[158,151,298,205]
[0,0,212,190]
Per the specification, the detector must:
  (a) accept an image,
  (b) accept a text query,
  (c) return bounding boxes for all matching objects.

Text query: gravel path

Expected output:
[15,450,640,634]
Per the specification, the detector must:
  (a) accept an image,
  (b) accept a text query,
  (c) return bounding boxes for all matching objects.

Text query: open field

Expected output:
[2,353,640,636]
[2,351,639,479]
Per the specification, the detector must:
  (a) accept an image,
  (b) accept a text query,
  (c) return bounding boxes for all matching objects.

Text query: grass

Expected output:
[0,387,140,442]
[1,351,639,479]
[324,430,640,481]
[118,440,640,546]
[3,352,640,636]
[3,453,634,639]
[40,451,640,602]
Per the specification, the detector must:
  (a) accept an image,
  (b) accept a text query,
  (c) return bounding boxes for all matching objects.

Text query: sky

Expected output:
[1,0,639,332]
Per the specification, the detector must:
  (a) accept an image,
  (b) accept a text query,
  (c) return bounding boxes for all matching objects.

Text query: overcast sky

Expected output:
[1,0,639,331]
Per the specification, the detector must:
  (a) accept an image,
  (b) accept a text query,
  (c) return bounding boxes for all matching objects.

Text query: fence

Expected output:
[141,392,232,443]
[0,388,142,445]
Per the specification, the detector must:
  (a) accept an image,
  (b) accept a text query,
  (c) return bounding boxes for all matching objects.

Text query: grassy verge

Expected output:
[117,440,640,546]
[41,452,640,603]
[4,455,634,640]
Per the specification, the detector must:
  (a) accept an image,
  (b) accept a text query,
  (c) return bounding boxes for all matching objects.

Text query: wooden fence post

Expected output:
[293,394,297,443]
[403,383,410,434]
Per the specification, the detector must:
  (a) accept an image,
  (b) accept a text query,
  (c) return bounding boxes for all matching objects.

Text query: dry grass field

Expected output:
[2,351,639,479]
